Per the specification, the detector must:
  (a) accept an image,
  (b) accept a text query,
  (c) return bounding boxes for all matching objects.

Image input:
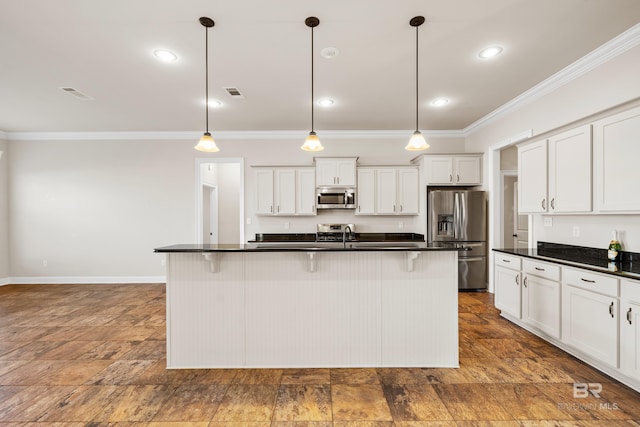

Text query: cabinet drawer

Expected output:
[562,267,619,297]
[495,254,521,270]
[621,279,640,303]
[523,259,560,281]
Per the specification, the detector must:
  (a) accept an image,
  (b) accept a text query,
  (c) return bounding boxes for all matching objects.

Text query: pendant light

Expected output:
[301,17,324,152]
[405,16,430,151]
[194,17,220,152]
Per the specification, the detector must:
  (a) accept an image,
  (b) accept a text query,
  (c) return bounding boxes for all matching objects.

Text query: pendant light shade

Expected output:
[301,16,324,152]
[405,16,430,152]
[194,17,220,153]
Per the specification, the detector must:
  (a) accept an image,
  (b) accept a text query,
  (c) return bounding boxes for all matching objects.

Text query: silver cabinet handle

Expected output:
[551,198,555,210]
[393,205,396,212]
[523,276,528,288]
[449,174,453,182]
[535,267,545,271]
[400,205,403,213]
[581,278,596,283]
[502,259,511,263]
[270,205,273,213]
[457,174,460,182]
[542,198,546,210]
[515,274,520,285]
[277,205,280,212]
[609,302,614,318]
[628,307,633,325]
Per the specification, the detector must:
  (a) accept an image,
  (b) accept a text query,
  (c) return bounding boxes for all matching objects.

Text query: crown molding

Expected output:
[5,129,465,141]
[463,23,640,136]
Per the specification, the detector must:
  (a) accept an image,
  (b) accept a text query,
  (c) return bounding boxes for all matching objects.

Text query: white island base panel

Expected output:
[165,250,459,369]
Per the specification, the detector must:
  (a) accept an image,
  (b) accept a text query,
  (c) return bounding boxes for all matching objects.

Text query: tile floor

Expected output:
[0,283,638,426]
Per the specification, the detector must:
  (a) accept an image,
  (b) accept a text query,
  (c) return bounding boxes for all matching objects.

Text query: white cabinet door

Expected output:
[518,139,548,213]
[455,157,482,185]
[562,284,618,367]
[336,159,357,186]
[275,169,296,215]
[425,157,453,184]
[296,168,316,215]
[255,169,274,215]
[495,265,521,318]
[375,168,397,214]
[397,167,419,215]
[548,125,592,213]
[356,168,376,215]
[315,158,356,186]
[594,106,640,212]
[620,280,640,381]
[522,274,560,339]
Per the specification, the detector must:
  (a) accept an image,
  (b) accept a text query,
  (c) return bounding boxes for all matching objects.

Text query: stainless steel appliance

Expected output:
[428,189,487,290]
[316,223,355,242]
[316,187,356,209]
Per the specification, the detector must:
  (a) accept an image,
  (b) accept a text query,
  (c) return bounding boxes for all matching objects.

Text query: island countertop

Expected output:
[154,242,467,253]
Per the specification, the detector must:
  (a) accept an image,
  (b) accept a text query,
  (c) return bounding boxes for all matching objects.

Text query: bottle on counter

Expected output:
[608,229,622,263]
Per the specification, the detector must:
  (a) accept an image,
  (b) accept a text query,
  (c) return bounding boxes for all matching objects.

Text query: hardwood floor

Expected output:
[0,283,638,426]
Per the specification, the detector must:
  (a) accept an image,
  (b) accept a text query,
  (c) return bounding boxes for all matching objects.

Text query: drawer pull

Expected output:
[502,259,511,263]
[523,277,528,288]
[580,278,596,283]
[628,307,633,325]
[609,302,614,318]
[534,267,545,271]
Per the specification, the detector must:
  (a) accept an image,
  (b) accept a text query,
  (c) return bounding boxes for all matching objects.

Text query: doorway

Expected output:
[501,172,529,248]
[195,158,244,245]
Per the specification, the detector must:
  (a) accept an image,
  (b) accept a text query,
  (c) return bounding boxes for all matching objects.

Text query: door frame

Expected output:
[195,157,245,244]
[500,170,517,248]
[202,184,219,244]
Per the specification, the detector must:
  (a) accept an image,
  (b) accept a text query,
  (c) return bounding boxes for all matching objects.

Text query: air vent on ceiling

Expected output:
[224,87,244,98]
[60,87,94,100]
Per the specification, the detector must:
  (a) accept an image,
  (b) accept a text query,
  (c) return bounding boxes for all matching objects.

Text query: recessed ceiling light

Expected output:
[153,49,178,62]
[320,47,340,59]
[431,98,449,107]
[317,98,334,107]
[478,46,503,59]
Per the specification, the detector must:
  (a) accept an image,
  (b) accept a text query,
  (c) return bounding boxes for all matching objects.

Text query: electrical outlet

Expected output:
[246,217,252,225]
[543,217,553,227]
[398,221,404,229]
[284,222,290,230]
[573,226,580,237]
[42,259,48,267]
[160,258,166,267]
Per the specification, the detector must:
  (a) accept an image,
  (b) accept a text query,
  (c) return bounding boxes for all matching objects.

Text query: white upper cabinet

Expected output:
[255,167,316,216]
[594,106,640,212]
[423,155,482,185]
[315,157,357,187]
[518,139,548,213]
[548,124,592,213]
[356,166,419,216]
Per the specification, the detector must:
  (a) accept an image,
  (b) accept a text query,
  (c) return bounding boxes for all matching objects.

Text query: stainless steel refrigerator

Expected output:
[428,189,487,291]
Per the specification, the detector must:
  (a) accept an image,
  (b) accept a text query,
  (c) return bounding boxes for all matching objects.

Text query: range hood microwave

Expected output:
[316,187,356,209]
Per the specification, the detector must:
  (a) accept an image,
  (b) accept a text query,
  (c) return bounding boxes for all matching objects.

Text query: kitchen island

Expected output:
[154,243,460,369]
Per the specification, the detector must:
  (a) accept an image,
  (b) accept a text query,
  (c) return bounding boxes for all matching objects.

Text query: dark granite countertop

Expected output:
[154,242,464,253]
[248,232,426,243]
[493,242,640,280]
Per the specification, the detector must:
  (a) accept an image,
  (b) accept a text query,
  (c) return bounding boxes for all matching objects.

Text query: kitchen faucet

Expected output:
[343,225,352,247]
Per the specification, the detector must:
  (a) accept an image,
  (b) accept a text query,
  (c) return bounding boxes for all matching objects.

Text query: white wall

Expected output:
[0,139,9,282]
[6,134,464,281]
[466,44,640,253]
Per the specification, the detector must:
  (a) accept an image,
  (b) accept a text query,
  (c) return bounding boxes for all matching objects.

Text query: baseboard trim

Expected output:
[4,276,166,285]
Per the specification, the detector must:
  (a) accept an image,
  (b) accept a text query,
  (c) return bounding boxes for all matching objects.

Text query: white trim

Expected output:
[464,23,640,135]
[4,129,466,142]
[0,131,7,140]
[0,277,10,286]
[5,276,166,285]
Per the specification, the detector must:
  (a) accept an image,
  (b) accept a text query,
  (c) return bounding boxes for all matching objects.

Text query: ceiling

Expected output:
[1,0,640,135]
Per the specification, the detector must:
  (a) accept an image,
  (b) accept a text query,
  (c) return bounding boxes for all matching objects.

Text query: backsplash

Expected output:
[538,241,638,269]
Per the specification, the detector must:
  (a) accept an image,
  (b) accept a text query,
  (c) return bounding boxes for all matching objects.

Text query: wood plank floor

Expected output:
[0,283,638,426]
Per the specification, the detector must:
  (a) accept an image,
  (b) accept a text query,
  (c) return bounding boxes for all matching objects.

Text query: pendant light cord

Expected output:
[205,25,210,134]
[415,23,419,132]
[310,24,315,133]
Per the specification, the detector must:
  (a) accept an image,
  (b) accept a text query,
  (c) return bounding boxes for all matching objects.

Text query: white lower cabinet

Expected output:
[621,279,640,381]
[522,260,561,339]
[494,254,522,319]
[561,267,619,368]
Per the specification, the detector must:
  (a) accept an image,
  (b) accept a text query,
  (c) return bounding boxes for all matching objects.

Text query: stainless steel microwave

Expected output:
[316,187,356,209]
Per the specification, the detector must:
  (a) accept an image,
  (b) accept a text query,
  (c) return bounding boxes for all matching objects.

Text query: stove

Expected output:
[316,223,356,242]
